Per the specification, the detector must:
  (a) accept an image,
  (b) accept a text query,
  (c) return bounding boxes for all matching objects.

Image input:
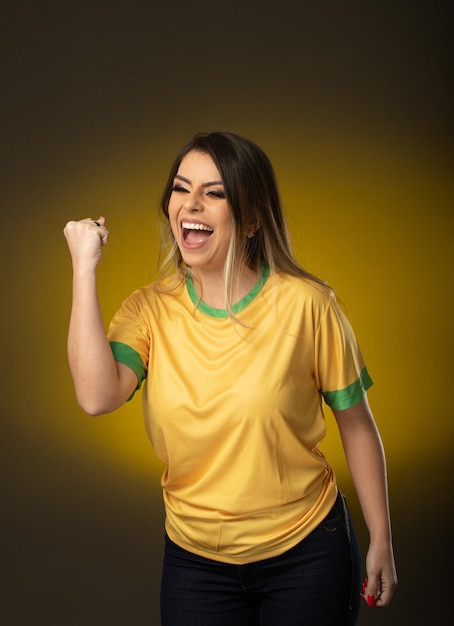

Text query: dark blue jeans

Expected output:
[160,492,361,625]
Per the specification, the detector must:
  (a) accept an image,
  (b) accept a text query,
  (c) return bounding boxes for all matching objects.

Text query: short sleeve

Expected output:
[314,294,373,410]
[107,290,150,395]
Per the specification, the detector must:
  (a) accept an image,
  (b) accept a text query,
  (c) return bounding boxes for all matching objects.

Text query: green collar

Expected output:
[186,265,270,318]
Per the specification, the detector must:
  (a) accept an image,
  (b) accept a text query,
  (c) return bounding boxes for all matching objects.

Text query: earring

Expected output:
[247,232,255,239]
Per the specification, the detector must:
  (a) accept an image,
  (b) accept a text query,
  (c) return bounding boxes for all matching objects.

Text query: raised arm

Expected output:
[332,396,398,608]
[63,217,137,415]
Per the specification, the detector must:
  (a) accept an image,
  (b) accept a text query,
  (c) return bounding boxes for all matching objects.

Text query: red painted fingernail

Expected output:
[367,595,376,607]
[361,579,368,594]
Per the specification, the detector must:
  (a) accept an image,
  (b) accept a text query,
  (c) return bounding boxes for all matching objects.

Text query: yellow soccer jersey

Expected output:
[107,267,372,564]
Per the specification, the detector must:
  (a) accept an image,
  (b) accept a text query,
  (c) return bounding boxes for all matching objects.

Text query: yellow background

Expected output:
[2,1,451,624]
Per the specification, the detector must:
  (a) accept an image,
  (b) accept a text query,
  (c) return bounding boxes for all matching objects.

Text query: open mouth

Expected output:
[182,221,214,245]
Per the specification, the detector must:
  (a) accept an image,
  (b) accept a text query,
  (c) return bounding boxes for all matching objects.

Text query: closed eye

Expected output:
[171,183,225,198]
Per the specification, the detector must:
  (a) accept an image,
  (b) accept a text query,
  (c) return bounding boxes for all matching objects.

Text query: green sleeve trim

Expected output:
[322,367,373,410]
[109,341,147,391]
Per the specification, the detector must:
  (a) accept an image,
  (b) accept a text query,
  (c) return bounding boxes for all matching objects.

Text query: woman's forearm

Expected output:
[338,405,392,542]
[67,267,124,415]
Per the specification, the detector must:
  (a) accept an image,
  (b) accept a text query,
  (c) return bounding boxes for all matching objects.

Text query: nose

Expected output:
[183,192,202,212]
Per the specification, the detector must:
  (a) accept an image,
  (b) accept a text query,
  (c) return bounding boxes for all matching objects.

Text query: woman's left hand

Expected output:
[361,541,398,607]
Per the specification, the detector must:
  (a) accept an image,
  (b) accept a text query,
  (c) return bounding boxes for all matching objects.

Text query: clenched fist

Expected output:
[64,216,109,271]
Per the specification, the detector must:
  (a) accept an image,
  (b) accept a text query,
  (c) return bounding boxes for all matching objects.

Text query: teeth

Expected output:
[182,222,213,232]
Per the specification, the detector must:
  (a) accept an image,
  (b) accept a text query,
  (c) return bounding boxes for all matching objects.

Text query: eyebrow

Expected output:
[174,174,224,187]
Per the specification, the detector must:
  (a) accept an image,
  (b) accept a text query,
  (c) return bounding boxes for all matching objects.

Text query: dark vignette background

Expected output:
[1,1,452,624]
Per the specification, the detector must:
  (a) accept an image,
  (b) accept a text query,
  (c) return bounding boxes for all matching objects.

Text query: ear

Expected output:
[245,220,261,238]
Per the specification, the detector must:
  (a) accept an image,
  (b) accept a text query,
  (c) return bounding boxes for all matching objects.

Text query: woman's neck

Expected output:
[191,266,259,309]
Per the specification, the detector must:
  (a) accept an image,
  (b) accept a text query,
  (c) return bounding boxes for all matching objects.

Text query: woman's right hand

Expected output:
[63,216,109,271]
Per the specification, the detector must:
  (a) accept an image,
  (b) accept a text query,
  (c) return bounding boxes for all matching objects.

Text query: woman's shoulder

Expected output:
[273,271,334,305]
[262,271,337,331]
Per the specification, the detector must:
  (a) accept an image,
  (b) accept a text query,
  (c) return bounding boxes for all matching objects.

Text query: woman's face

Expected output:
[168,150,233,275]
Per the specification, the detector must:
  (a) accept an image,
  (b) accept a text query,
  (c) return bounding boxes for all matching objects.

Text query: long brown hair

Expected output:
[157,132,328,317]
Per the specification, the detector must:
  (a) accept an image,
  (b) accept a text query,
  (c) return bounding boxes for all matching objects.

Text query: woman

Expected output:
[64,131,397,625]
